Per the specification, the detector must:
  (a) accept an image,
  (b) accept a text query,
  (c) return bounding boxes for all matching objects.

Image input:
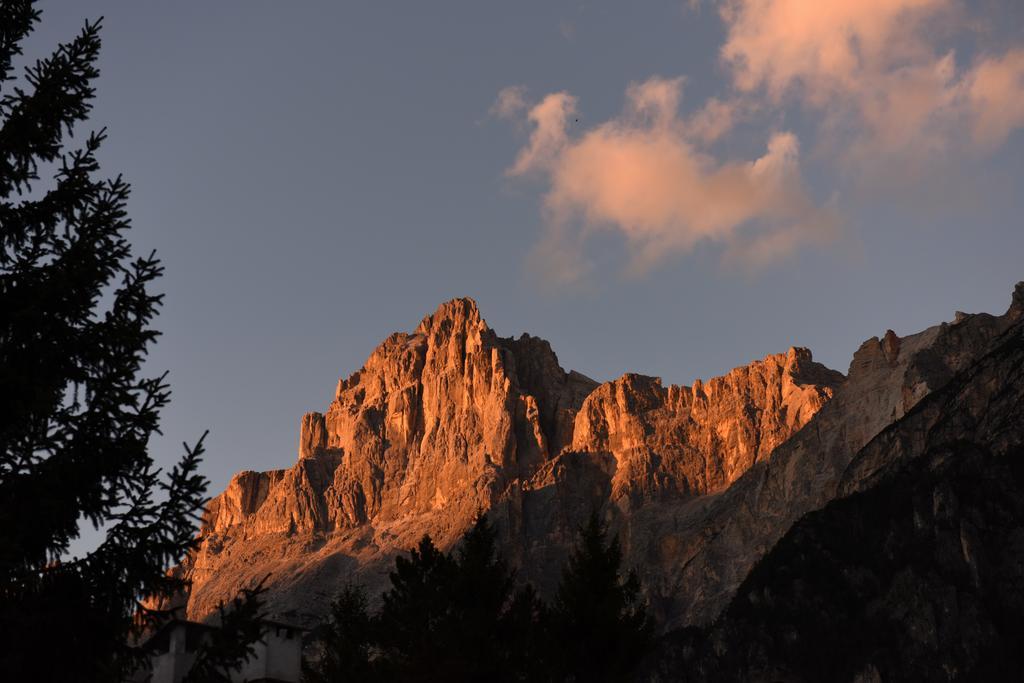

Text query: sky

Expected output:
[26,1,1024,556]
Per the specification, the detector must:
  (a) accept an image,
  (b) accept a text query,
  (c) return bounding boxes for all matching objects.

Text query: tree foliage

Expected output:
[304,583,375,683]
[373,514,536,681]
[549,512,653,682]
[304,512,651,682]
[183,579,270,683]
[0,2,260,679]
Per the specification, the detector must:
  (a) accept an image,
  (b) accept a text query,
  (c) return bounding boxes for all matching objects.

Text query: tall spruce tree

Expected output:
[0,3,259,680]
[303,583,376,683]
[550,512,653,682]
[448,512,517,679]
[306,513,544,682]
[374,533,460,680]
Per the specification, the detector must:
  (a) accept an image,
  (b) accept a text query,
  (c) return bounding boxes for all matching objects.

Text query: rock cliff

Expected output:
[651,285,1024,681]
[181,285,1022,631]
[180,297,841,626]
[644,283,1022,628]
[570,348,843,507]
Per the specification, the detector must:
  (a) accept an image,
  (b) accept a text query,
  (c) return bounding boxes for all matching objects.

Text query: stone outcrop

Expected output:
[180,297,840,626]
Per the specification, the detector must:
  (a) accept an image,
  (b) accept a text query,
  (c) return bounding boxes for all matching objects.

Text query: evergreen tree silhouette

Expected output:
[448,512,516,679]
[303,583,376,683]
[549,512,653,682]
[307,513,545,681]
[500,581,549,681]
[0,2,261,679]
[183,579,269,683]
[448,512,552,681]
[374,533,459,680]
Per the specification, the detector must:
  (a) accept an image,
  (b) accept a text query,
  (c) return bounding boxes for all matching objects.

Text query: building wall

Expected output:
[148,624,200,683]
[139,621,302,683]
[231,626,302,683]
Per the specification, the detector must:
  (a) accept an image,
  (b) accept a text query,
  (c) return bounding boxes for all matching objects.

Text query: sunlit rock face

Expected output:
[180,297,840,626]
[184,298,599,623]
[648,286,1024,682]
[180,286,1022,630]
[570,347,843,507]
[644,283,1024,628]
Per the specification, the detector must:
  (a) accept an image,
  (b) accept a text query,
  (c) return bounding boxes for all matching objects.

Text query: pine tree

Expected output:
[374,534,459,680]
[501,581,549,681]
[183,580,269,683]
[0,3,259,679]
[550,512,653,682]
[305,514,545,681]
[303,583,376,683]
[448,513,515,678]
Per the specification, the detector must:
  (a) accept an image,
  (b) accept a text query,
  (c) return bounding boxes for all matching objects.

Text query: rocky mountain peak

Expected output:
[177,298,850,626]
[1010,280,1024,320]
[415,296,486,336]
[167,282,1024,653]
[653,282,1024,628]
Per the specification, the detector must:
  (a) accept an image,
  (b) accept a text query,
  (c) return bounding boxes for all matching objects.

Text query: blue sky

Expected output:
[28,1,1023,555]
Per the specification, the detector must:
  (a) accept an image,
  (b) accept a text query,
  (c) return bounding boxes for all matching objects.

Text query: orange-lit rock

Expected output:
[643,283,1024,628]
[179,286,1023,630]
[180,297,840,626]
[570,348,843,508]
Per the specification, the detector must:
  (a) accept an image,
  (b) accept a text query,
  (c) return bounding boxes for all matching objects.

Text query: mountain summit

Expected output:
[177,297,842,626]
[177,285,1023,634]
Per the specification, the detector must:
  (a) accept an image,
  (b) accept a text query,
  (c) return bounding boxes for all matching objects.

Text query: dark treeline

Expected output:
[304,513,653,683]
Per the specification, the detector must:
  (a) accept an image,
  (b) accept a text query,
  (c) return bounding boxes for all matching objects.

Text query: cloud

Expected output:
[966,48,1024,149]
[507,77,839,283]
[507,91,577,177]
[490,85,529,120]
[500,2,1023,287]
[685,96,743,144]
[719,0,1024,170]
[721,0,952,101]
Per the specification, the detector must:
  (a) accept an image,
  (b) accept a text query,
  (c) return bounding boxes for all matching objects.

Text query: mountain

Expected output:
[651,284,1024,681]
[176,298,840,626]
[177,284,1024,642]
[645,286,1021,628]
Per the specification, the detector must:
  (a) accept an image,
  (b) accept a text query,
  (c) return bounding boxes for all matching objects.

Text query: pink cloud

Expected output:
[490,85,529,120]
[721,0,951,102]
[966,49,1024,149]
[507,91,577,177]
[499,2,1024,286]
[507,78,839,283]
[720,0,1024,170]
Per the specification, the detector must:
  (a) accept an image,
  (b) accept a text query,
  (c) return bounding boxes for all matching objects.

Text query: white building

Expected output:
[134,618,303,683]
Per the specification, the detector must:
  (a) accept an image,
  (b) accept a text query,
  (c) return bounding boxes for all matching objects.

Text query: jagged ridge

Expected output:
[650,285,1024,681]
[180,297,841,626]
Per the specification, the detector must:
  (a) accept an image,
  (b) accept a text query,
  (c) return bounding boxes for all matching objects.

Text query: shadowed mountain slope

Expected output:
[651,284,1024,681]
